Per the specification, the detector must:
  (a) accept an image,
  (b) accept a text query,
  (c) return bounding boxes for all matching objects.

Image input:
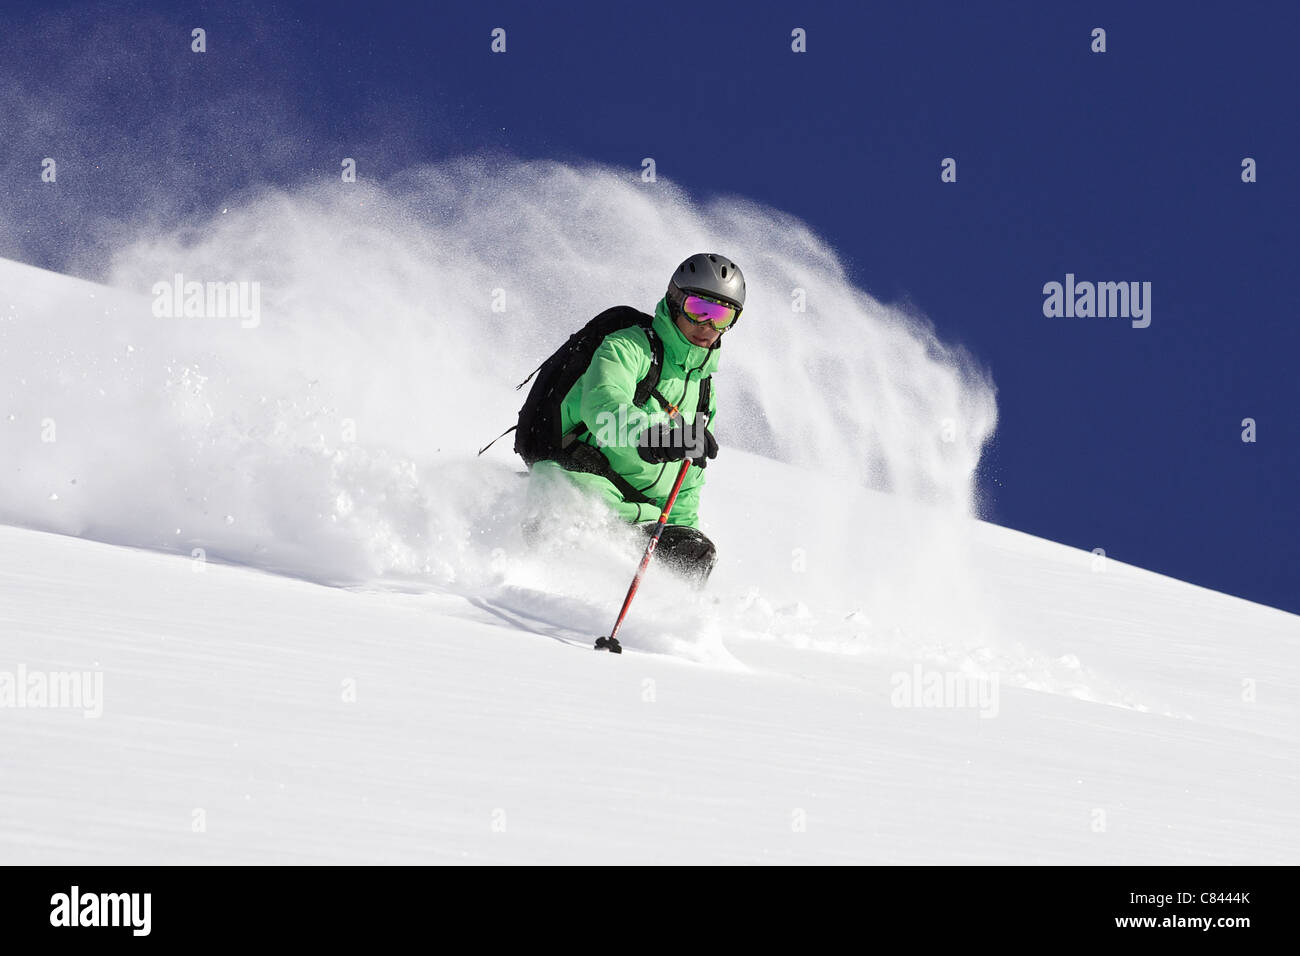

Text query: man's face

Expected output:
[674,312,723,348]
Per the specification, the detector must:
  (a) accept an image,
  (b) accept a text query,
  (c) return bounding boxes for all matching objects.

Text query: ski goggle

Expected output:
[680,293,741,331]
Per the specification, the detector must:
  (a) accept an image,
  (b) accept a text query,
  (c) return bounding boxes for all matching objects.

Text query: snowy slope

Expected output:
[2,486,1296,865]
[2,194,1298,865]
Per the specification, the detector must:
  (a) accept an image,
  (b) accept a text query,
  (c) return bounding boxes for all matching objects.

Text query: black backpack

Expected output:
[514,306,663,466]
[478,306,711,506]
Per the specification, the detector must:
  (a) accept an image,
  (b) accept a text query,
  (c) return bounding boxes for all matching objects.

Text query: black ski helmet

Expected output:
[668,253,746,311]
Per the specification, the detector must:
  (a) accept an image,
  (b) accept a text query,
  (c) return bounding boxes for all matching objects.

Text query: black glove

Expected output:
[692,423,719,469]
[637,420,718,468]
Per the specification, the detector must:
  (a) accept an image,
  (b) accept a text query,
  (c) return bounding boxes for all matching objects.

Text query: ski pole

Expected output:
[594,458,693,654]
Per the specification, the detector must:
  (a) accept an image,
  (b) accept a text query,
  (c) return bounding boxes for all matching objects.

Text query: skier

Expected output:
[511,253,746,585]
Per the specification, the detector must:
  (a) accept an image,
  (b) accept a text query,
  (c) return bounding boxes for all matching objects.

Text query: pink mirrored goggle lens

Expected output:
[682,294,739,330]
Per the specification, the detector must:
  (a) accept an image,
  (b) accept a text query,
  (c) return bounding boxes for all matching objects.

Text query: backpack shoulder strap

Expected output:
[696,374,713,425]
[632,319,664,407]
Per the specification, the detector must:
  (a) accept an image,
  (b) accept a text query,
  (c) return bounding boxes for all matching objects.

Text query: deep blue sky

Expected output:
[3,0,1297,613]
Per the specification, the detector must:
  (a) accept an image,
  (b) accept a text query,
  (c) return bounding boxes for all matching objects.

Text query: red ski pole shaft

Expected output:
[596,458,692,653]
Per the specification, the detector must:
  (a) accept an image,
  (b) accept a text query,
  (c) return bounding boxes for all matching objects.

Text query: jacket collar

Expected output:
[653,296,722,374]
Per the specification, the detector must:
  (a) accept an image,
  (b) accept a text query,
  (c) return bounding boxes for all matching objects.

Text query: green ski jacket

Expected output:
[531,295,721,528]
